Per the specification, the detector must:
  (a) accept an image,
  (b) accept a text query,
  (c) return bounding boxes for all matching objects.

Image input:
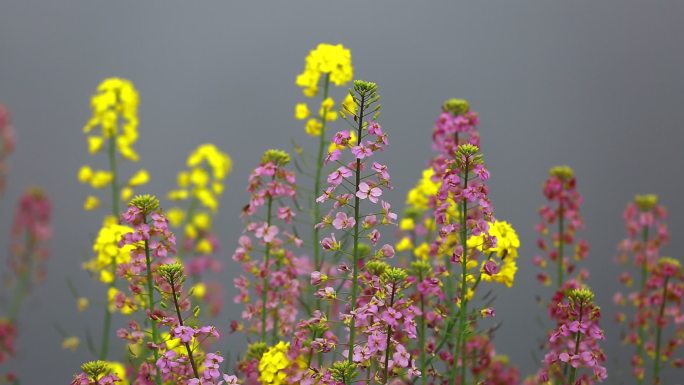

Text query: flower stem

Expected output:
[143,214,162,385]
[636,225,649,385]
[9,233,34,321]
[557,197,565,290]
[418,273,428,385]
[99,135,120,360]
[452,162,470,385]
[567,302,584,385]
[383,282,397,384]
[653,276,669,385]
[169,274,200,378]
[313,74,331,273]
[346,91,367,380]
[261,187,274,344]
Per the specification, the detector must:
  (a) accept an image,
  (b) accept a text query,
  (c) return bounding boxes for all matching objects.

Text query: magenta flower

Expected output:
[332,211,355,230]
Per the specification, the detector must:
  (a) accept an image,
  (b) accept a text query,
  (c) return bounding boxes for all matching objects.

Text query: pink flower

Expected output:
[483,260,499,276]
[332,211,356,230]
[392,344,410,368]
[356,182,382,203]
[327,166,352,186]
[255,224,278,243]
[368,121,383,136]
[277,206,294,223]
[173,325,195,343]
[351,144,373,159]
[321,234,339,250]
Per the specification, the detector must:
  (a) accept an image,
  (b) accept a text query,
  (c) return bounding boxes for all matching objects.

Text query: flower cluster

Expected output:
[232,149,302,354]
[167,144,233,316]
[613,194,673,383]
[296,43,354,98]
[78,78,149,213]
[534,166,589,288]
[0,104,15,196]
[7,188,52,299]
[71,360,122,385]
[530,287,607,385]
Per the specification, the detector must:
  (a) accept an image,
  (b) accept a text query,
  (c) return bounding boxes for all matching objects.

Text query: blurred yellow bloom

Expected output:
[414,242,430,261]
[90,170,113,189]
[294,103,310,120]
[62,336,80,351]
[305,118,322,136]
[341,93,356,116]
[167,208,185,227]
[88,136,104,154]
[84,195,100,211]
[77,297,90,312]
[191,283,206,299]
[400,218,415,231]
[128,169,149,187]
[396,237,413,252]
[120,187,133,201]
[406,168,440,212]
[78,165,93,183]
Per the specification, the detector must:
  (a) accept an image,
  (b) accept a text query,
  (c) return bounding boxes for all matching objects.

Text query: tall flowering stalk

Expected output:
[613,194,672,383]
[232,149,302,379]
[0,104,15,197]
[167,144,232,316]
[528,287,607,385]
[294,43,354,306]
[533,166,589,289]
[396,100,520,385]
[1,188,52,382]
[78,78,150,360]
[614,195,682,384]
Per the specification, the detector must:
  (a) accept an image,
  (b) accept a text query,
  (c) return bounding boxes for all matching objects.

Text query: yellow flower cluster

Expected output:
[258,342,292,385]
[83,217,134,284]
[295,43,355,137]
[167,144,232,246]
[79,78,148,211]
[406,168,440,212]
[467,220,521,287]
[296,43,353,97]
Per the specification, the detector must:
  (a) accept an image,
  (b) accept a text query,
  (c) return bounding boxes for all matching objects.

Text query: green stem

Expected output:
[383,282,397,384]
[169,274,200,378]
[99,135,120,360]
[261,186,274,343]
[418,275,428,385]
[637,226,649,385]
[143,214,162,385]
[346,92,366,381]
[452,162,470,385]
[653,277,669,385]
[567,302,584,385]
[9,234,34,321]
[557,197,565,290]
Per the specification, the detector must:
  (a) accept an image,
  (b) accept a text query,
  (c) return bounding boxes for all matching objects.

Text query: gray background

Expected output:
[1,1,683,383]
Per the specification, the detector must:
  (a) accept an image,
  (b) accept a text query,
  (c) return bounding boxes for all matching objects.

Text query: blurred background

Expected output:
[1,1,683,383]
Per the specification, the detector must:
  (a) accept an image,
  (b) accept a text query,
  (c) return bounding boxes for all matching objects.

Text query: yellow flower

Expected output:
[468,220,521,259]
[88,136,104,154]
[78,165,93,183]
[396,237,413,252]
[400,218,415,231]
[62,336,80,351]
[341,93,356,116]
[128,169,149,187]
[406,168,440,211]
[296,43,353,98]
[191,283,206,299]
[84,220,134,284]
[77,297,90,312]
[120,187,133,201]
[90,171,113,189]
[305,118,322,137]
[167,208,185,227]
[414,242,430,261]
[83,78,140,166]
[196,239,213,254]
[84,195,100,211]
[294,103,310,120]
[259,342,291,385]
[319,97,338,121]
